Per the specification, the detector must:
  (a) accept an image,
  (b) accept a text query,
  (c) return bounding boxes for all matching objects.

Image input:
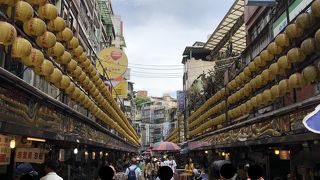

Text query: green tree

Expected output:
[134,96,151,108]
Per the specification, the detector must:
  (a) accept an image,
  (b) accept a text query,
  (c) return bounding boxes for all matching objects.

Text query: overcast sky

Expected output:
[112,0,234,97]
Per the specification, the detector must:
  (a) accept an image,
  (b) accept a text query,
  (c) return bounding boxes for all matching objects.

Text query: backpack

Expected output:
[127,166,138,180]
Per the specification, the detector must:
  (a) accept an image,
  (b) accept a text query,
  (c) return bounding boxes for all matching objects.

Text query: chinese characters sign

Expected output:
[15,148,46,164]
[177,91,185,112]
[0,135,11,165]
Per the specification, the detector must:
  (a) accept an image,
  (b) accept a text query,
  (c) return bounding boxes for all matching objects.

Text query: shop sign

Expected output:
[279,150,290,160]
[177,91,185,112]
[273,0,313,36]
[15,148,46,164]
[0,135,11,165]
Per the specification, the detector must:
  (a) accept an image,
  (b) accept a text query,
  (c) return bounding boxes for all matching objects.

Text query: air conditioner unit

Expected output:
[246,0,276,6]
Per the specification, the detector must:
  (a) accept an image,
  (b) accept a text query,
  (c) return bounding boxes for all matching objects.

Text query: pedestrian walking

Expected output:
[114,165,126,180]
[40,161,63,180]
[164,156,177,173]
[144,158,158,180]
[185,158,195,180]
[125,157,142,180]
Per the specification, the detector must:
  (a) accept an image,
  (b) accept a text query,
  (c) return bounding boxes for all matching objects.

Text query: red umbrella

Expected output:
[152,141,181,152]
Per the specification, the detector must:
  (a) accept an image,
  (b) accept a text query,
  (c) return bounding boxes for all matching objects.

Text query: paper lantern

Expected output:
[296,13,314,30]
[316,29,320,43]
[246,101,253,112]
[254,56,266,67]
[55,75,71,89]
[21,48,44,67]
[277,56,291,70]
[47,17,66,32]
[254,75,262,89]
[267,42,283,55]
[33,59,54,76]
[244,67,251,77]
[81,76,90,87]
[287,48,305,63]
[23,18,46,36]
[65,82,75,94]
[86,64,94,74]
[0,0,19,6]
[56,51,71,65]
[235,76,242,85]
[260,50,274,62]
[279,79,289,96]
[249,78,256,90]
[0,21,17,46]
[311,0,320,17]
[78,71,86,82]
[262,89,272,103]
[47,42,65,57]
[71,87,81,99]
[6,1,33,22]
[11,37,32,58]
[36,31,56,48]
[285,24,303,38]
[275,33,289,47]
[46,68,62,84]
[256,93,263,106]
[244,83,252,94]
[77,53,87,63]
[71,66,82,77]
[271,85,280,98]
[86,81,94,90]
[269,63,283,76]
[250,97,258,107]
[248,62,257,72]
[67,59,77,72]
[289,73,305,89]
[38,3,58,20]
[77,92,85,103]
[67,37,79,49]
[92,73,100,82]
[90,68,97,77]
[302,66,318,83]
[300,38,316,55]
[25,0,47,6]
[239,72,247,82]
[56,28,73,42]
[261,69,270,84]
[72,46,84,57]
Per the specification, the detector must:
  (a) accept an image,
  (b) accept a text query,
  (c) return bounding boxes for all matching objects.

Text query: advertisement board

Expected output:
[15,148,46,164]
[105,81,128,99]
[0,135,11,165]
[177,91,185,112]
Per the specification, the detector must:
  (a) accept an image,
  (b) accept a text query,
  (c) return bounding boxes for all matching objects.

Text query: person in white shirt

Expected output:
[40,161,63,180]
[164,156,177,173]
[125,157,142,180]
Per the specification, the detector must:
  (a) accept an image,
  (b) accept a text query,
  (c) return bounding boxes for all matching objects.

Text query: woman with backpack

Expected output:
[125,157,142,180]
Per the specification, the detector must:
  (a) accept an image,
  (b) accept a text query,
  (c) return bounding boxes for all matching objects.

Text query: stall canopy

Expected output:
[204,0,246,56]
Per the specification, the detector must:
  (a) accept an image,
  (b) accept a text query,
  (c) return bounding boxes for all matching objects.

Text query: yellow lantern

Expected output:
[33,59,54,76]
[261,69,270,84]
[248,62,257,72]
[277,56,291,70]
[25,0,47,6]
[46,68,62,84]
[47,42,65,57]
[254,56,266,67]
[271,85,280,98]
[239,72,247,83]
[244,83,252,94]
[81,76,90,87]
[254,75,262,89]
[269,63,283,76]
[316,29,320,43]
[289,73,305,89]
[256,93,263,106]
[67,37,79,49]
[235,76,242,85]
[0,21,17,46]
[80,60,90,69]
[287,48,305,63]
[11,37,32,58]
[77,92,85,103]
[77,53,87,63]
[250,96,258,107]
[67,59,77,72]
[311,0,320,17]
[38,3,58,20]
[21,48,44,67]
[72,46,84,57]
[86,64,94,74]
[260,50,274,62]
[56,51,71,65]
[47,17,66,32]
[6,1,33,23]
[302,66,318,83]
[56,28,73,42]
[244,67,251,77]
[65,82,75,95]
[246,101,253,112]
[36,31,56,48]
[296,13,314,30]
[250,78,256,89]
[285,24,303,38]
[78,71,86,82]
[275,33,289,47]
[279,79,290,96]
[262,89,272,103]
[71,87,81,100]
[23,18,46,36]
[89,67,97,77]
[300,38,316,55]
[55,75,71,89]
[267,42,283,55]
[71,66,82,77]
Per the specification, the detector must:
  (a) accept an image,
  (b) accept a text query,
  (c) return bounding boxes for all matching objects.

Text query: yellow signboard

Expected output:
[96,47,128,79]
[111,81,128,99]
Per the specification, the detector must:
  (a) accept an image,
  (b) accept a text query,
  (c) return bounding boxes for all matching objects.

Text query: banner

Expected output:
[15,148,46,164]
[105,81,128,99]
[0,135,11,165]
[96,47,128,79]
[177,91,185,112]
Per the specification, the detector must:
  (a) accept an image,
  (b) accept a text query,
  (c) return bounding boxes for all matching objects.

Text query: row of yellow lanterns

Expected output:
[0,1,139,144]
[188,0,320,136]
[187,88,226,124]
[166,128,179,141]
[189,114,226,136]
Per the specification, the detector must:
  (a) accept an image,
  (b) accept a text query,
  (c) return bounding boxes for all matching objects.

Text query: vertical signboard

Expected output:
[0,135,11,165]
[177,91,185,112]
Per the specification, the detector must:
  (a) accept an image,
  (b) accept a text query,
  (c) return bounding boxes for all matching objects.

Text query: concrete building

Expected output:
[137,90,148,97]
[111,15,126,49]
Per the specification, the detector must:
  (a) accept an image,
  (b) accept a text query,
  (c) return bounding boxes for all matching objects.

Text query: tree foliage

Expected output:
[134,96,151,108]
